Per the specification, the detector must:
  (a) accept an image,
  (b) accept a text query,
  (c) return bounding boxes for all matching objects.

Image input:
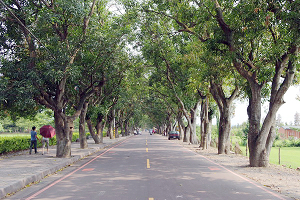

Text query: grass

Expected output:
[239,145,300,169]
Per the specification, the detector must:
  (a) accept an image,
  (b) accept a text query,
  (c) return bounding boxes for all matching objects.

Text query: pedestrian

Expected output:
[29,126,39,154]
[42,136,49,155]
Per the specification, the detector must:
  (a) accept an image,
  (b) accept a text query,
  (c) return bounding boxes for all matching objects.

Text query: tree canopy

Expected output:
[0,0,299,166]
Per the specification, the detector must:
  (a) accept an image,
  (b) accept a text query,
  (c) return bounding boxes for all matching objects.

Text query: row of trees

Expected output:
[0,0,149,157]
[0,110,54,133]
[0,0,299,167]
[122,0,299,167]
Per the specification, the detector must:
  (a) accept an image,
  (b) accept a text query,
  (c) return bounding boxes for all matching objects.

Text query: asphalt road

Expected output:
[6,133,289,200]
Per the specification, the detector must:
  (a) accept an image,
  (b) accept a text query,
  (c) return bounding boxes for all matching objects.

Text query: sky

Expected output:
[231,85,300,126]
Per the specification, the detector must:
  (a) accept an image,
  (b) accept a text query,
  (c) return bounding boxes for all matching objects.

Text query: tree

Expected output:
[212,0,299,167]
[294,112,300,126]
[138,10,206,144]
[0,0,106,157]
[276,114,283,127]
[140,0,299,167]
[183,41,242,153]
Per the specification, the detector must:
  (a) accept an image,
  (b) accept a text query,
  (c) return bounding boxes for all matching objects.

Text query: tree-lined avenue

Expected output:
[6,133,289,200]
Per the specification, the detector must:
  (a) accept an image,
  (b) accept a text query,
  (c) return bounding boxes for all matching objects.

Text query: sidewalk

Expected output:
[0,136,131,199]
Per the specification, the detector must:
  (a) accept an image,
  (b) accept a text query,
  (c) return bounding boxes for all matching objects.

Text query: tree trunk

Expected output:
[124,120,129,136]
[115,126,119,138]
[121,121,125,137]
[248,83,281,167]
[184,126,190,143]
[95,118,104,143]
[107,109,115,139]
[190,101,200,144]
[87,118,101,144]
[200,97,209,149]
[218,107,231,154]
[207,117,212,147]
[107,120,112,139]
[86,112,105,144]
[55,111,71,158]
[79,102,88,149]
[210,81,239,154]
[177,114,186,141]
[177,113,184,140]
[247,84,264,166]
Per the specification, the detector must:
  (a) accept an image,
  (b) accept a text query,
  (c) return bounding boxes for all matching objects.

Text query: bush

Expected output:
[273,138,300,147]
[273,140,284,147]
[0,135,31,154]
[0,132,91,154]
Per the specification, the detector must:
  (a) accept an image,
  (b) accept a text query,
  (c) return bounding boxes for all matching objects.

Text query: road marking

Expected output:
[146,148,148,152]
[147,159,150,168]
[208,167,221,171]
[82,168,95,171]
[149,198,154,200]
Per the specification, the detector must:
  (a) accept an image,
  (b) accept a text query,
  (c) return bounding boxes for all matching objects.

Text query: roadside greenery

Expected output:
[0,0,299,166]
[238,146,300,169]
[0,110,54,133]
[273,138,300,148]
[0,132,91,154]
[231,124,300,148]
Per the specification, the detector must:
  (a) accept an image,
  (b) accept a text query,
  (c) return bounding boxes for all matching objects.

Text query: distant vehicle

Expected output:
[168,131,180,140]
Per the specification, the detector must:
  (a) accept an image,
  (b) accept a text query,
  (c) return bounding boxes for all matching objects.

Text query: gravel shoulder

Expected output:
[173,139,300,200]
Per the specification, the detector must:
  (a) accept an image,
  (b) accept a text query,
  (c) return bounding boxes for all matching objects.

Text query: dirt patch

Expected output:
[174,140,300,200]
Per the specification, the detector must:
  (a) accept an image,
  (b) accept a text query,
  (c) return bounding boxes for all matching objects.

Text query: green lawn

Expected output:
[239,146,300,169]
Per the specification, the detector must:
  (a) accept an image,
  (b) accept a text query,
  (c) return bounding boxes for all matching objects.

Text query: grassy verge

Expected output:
[239,145,300,169]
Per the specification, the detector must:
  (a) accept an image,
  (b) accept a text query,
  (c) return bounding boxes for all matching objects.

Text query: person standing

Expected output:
[42,136,49,155]
[29,126,39,154]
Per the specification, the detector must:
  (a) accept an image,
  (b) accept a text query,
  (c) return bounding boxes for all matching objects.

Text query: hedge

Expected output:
[273,138,300,147]
[0,132,90,154]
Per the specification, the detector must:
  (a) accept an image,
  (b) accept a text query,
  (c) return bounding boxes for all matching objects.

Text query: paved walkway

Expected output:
[0,136,131,199]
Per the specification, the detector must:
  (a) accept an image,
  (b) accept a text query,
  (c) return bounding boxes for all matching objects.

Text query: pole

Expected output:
[113,109,115,139]
[279,148,281,165]
[246,142,248,157]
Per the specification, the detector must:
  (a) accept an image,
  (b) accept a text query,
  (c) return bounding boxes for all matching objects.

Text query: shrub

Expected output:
[273,138,300,148]
[0,135,31,153]
[273,140,284,147]
[0,132,91,154]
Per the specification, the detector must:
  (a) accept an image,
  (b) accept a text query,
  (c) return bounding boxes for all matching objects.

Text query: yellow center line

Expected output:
[146,148,148,152]
[149,198,154,200]
[147,159,150,168]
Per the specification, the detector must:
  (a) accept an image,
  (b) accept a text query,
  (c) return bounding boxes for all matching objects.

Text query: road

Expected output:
[6,133,289,200]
